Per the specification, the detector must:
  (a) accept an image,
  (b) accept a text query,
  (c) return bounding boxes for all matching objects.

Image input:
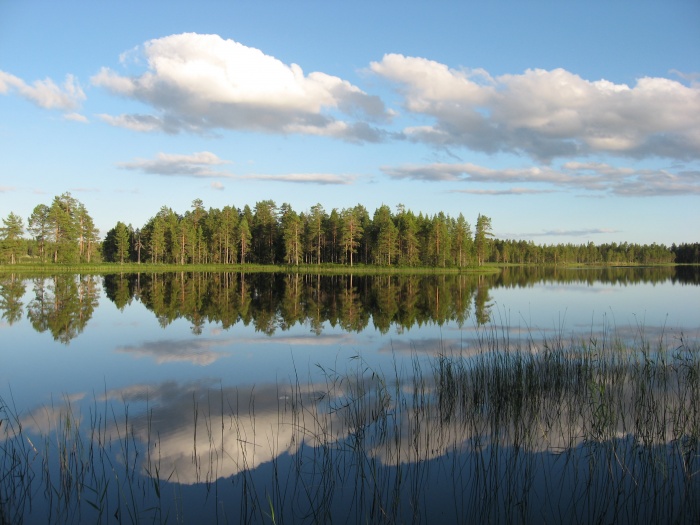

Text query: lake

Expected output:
[1,267,699,523]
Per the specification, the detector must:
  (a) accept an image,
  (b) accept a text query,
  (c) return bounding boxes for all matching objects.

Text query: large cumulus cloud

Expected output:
[371,54,700,161]
[92,33,390,141]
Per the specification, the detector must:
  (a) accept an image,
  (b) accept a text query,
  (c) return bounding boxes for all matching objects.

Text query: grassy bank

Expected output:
[0,261,502,276]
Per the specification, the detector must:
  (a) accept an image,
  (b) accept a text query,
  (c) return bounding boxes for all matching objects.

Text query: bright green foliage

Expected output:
[238,217,252,264]
[5,193,683,268]
[307,203,326,264]
[396,205,419,267]
[452,213,473,268]
[27,193,98,264]
[428,213,451,267]
[49,193,80,263]
[0,212,25,264]
[281,203,301,266]
[115,222,131,264]
[372,205,398,266]
[475,214,493,266]
[252,200,279,264]
[28,204,51,262]
[341,206,364,266]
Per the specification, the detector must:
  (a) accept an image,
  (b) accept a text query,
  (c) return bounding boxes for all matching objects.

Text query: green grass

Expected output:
[0,261,502,276]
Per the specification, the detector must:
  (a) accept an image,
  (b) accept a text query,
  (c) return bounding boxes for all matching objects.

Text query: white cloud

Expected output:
[0,70,85,111]
[371,55,700,161]
[382,161,700,196]
[118,152,354,185]
[63,112,88,123]
[450,188,557,196]
[531,228,619,237]
[92,33,389,140]
[97,113,165,132]
[241,173,353,185]
[118,151,232,177]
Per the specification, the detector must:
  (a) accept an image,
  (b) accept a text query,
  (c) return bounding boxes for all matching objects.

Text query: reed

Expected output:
[1,327,698,524]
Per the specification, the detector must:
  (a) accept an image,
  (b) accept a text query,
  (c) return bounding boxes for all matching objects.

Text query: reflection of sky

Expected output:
[488,281,700,337]
[1,277,698,415]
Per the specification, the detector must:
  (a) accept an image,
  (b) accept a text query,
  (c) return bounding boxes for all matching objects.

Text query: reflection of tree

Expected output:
[103,273,135,310]
[474,276,493,326]
[371,275,399,333]
[26,275,100,344]
[99,267,693,337]
[0,274,26,325]
[338,275,369,333]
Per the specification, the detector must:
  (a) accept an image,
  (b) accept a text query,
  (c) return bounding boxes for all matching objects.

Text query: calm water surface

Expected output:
[0,267,698,523]
[2,267,697,409]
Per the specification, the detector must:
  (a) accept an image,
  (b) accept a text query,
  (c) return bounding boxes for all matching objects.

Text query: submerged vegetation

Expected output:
[2,192,694,269]
[1,327,698,523]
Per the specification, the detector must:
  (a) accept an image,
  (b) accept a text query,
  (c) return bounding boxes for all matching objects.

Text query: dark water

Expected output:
[1,267,698,523]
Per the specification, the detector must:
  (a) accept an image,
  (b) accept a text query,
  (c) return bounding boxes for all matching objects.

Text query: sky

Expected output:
[1,0,699,246]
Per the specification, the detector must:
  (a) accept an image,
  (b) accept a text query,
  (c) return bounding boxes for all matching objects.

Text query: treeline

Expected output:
[101,199,491,268]
[1,194,696,267]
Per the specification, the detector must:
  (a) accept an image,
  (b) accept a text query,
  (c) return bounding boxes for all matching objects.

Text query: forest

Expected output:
[1,192,697,267]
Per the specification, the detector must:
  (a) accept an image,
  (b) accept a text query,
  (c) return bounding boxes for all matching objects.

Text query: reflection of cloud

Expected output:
[102,380,339,484]
[376,337,465,356]
[17,392,87,436]
[115,338,231,365]
[262,333,357,346]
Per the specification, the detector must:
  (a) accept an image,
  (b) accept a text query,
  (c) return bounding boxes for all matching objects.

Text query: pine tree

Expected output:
[475,214,493,266]
[0,212,24,264]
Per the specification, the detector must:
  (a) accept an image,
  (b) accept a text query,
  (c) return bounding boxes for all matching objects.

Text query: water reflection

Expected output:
[25,275,100,343]
[0,274,25,325]
[7,339,699,523]
[3,266,698,344]
[109,266,697,335]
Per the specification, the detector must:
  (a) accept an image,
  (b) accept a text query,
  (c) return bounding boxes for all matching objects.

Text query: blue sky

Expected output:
[1,0,699,245]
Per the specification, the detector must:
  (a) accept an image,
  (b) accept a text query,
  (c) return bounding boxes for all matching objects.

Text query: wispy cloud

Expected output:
[0,70,85,111]
[530,228,619,237]
[117,151,233,178]
[240,173,353,185]
[382,161,700,197]
[449,188,557,195]
[118,152,354,186]
[63,112,88,123]
[93,33,389,141]
[371,54,700,161]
